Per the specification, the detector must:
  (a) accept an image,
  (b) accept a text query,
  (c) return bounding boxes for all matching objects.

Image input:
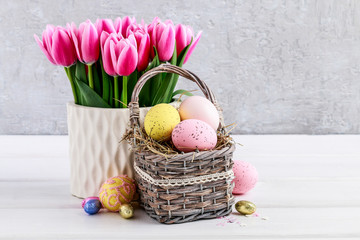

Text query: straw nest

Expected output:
[123,123,237,159]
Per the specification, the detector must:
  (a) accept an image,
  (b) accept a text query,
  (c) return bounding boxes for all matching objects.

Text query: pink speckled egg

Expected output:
[172,119,217,153]
[232,160,258,194]
[179,96,220,130]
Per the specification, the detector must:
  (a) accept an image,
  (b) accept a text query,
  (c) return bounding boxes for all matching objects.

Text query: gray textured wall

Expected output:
[1,0,360,134]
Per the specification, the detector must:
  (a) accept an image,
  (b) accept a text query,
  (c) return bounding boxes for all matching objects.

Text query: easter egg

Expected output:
[119,204,134,219]
[84,199,102,215]
[98,175,136,212]
[232,160,258,194]
[235,200,256,215]
[82,196,100,208]
[179,96,220,130]
[172,119,217,152]
[144,103,181,141]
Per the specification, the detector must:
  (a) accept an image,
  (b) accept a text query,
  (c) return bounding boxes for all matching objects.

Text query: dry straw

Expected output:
[126,64,236,224]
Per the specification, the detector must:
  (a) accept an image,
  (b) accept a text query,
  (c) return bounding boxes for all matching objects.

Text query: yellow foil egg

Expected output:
[235,200,256,215]
[144,103,180,141]
[119,204,134,219]
[98,175,136,212]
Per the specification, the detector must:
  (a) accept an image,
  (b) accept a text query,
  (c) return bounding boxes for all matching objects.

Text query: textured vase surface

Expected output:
[67,102,151,198]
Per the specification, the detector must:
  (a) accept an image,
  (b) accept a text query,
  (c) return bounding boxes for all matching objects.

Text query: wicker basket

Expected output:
[128,64,235,224]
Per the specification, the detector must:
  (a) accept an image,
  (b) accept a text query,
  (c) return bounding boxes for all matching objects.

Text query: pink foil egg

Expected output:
[172,119,217,153]
[232,160,258,194]
[179,96,220,130]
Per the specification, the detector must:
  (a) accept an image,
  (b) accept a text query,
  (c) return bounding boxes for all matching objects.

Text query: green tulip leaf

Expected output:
[74,77,111,108]
[177,38,193,67]
[99,58,113,106]
[164,40,193,103]
[171,89,194,98]
[127,70,138,103]
[93,63,102,96]
[153,44,178,104]
[75,61,87,84]
[140,47,160,106]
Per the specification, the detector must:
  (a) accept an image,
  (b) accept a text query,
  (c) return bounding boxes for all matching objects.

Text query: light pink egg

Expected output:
[172,119,217,153]
[179,96,220,130]
[232,160,258,194]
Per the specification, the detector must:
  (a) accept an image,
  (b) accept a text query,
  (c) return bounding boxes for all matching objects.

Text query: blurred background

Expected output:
[1,0,360,134]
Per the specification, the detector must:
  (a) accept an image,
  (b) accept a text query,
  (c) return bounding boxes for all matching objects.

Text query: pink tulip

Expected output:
[148,19,175,62]
[175,24,202,64]
[101,32,122,76]
[34,25,77,67]
[96,19,116,37]
[69,20,99,64]
[102,33,138,76]
[129,29,150,71]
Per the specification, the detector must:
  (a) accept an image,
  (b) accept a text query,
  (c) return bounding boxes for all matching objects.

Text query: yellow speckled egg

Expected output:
[144,103,181,141]
[98,175,136,212]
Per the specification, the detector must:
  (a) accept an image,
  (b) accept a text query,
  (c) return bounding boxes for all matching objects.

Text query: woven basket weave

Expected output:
[128,64,235,224]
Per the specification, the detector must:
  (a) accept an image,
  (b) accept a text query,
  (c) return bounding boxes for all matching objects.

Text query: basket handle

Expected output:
[128,64,225,131]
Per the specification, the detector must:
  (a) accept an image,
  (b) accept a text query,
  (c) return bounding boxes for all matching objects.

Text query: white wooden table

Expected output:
[1,135,359,239]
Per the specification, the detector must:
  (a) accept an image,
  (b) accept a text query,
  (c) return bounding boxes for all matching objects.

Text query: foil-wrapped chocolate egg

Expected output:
[235,200,256,215]
[84,199,102,215]
[119,204,134,219]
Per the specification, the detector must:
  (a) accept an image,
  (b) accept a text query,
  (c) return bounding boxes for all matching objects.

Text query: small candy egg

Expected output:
[119,204,134,219]
[235,200,256,215]
[172,119,217,152]
[81,196,100,208]
[84,199,102,215]
[179,96,220,130]
[144,103,181,141]
[232,160,258,194]
[99,175,136,212]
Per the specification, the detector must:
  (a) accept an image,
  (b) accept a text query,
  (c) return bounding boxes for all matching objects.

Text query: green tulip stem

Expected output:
[87,64,94,89]
[64,67,78,104]
[114,76,120,108]
[121,75,128,108]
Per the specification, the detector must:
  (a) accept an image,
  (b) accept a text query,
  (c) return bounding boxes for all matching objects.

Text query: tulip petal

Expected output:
[69,22,83,62]
[184,31,202,64]
[137,34,150,71]
[102,38,116,76]
[51,28,76,66]
[114,17,122,33]
[100,31,110,55]
[121,16,135,38]
[43,25,55,52]
[81,21,99,64]
[175,24,187,57]
[109,40,118,73]
[116,43,138,76]
[157,24,175,61]
[96,18,116,37]
[127,33,137,47]
[34,34,57,65]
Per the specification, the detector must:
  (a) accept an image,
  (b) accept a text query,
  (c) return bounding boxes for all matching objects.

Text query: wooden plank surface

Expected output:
[0,135,359,239]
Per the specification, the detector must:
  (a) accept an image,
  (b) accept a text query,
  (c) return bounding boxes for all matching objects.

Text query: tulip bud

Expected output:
[96,18,116,37]
[148,19,175,62]
[175,24,202,64]
[131,29,150,71]
[69,20,100,64]
[101,33,138,76]
[34,25,77,67]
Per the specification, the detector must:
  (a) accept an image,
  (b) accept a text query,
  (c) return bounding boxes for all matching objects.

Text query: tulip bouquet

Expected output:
[34,17,201,108]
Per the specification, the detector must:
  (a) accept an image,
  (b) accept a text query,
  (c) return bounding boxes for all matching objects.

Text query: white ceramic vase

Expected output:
[67,102,152,198]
